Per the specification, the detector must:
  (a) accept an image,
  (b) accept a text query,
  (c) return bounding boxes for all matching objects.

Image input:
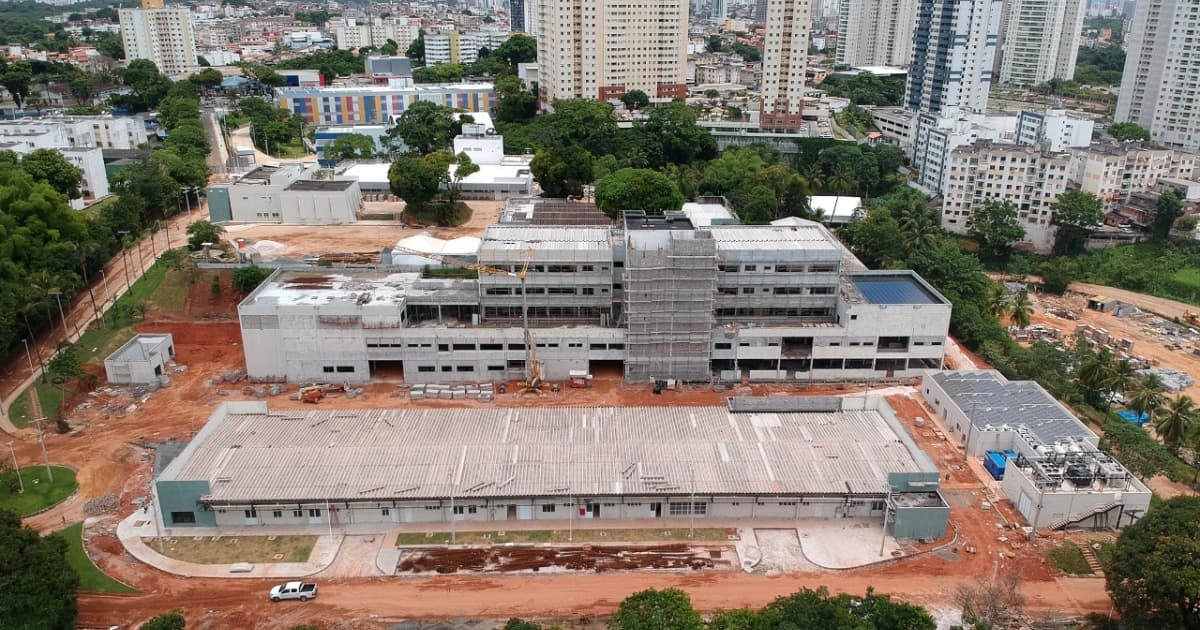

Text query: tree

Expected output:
[530,144,594,198]
[139,611,185,630]
[19,149,83,200]
[955,573,1026,630]
[232,266,271,294]
[595,168,685,218]
[388,101,460,155]
[1107,122,1151,142]
[325,133,379,162]
[1106,497,1200,629]
[1128,373,1167,427]
[0,509,79,629]
[541,99,621,155]
[705,35,723,53]
[186,221,225,251]
[610,588,702,630]
[1152,189,1184,241]
[388,153,443,209]
[840,207,907,269]
[637,102,717,167]
[493,34,537,69]
[1009,292,1032,329]
[1154,395,1198,452]
[189,68,224,89]
[968,200,1025,260]
[1,64,32,109]
[118,59,171,112]
[503,620,546,630]
[406,31,425,63]
[96,31,124,59]
[620,89,650,110]
[436,151,479,225]
[48,347,83,379]
[1050,189,1104,256]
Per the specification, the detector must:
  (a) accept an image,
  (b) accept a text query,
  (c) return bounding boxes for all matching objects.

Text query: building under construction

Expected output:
[238,215,952,384]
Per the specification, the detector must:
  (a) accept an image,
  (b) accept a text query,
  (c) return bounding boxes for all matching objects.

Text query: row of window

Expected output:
[718,263,838,273]
[718,286,836,296]
[485,287,607,296]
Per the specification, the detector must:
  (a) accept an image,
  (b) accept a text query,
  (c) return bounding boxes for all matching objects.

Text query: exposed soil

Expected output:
[397,543,724,574]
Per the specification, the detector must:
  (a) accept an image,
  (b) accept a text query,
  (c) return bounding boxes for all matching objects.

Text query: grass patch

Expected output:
[147,267,191,313]
[1089,539,1115,570]
[395,528,731,546]
[401,201,473,227]
[422,266,479,279]
[0,466,77,516]
[8,380,69,428]
[270,140,309,159]
[147,535,318,564]
[74,249,183,367]
[59,522,137,593]
[81,195,120,220]
[1048,541,1093,575]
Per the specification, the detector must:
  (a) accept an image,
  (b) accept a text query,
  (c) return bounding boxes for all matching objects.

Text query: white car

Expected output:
[269,581,318,602]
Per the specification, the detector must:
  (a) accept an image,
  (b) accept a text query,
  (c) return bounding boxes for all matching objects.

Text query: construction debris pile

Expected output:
[1076,324,1136,355]
[396,543,724,574]
[1138,368,1195,392]
[1008,325,1062,342]
[406,382,495,402]
[83,493,121,516]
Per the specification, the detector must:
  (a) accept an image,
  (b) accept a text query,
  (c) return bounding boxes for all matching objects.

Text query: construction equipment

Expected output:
[393,245,544,393]
[298,386,325,404]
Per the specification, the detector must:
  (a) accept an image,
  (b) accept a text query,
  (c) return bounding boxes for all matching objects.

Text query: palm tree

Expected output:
[1112,358,1138,397]
[801,162,824,193]
[827,164,858,196]
[1076,348,1118,406]
[1009,292,1033,329]
[900,215,940,249]
[1128,373,1167,427]
[1155,395,1198,452]
[986,284,1009,319]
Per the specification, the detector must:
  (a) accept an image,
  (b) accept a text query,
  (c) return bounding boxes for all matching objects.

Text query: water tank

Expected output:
[1066,463,1094,488]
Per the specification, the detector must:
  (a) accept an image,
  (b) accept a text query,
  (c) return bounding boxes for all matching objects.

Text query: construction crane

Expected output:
[393,245,543,392]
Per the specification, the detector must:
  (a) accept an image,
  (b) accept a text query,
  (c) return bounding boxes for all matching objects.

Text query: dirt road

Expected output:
[1068,282,1196,321]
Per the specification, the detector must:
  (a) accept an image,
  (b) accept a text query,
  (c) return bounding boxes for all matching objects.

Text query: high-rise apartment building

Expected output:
[997,0,1086,86]
[537,0,688,103]
[759,0,811,131]
[118,4,198,76]
[1116,0,1200,151]
[836,0,919,68]
[756,0,768,22]
[905,0,1002,113]
[511,0,527,32]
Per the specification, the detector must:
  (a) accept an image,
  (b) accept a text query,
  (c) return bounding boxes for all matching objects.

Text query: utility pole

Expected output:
[689,465,695,538]
[29,418,53,482]
[6,441,23,493]
[19,338,34,372]
[568,494,574,543]
[47,288,75,341]
[878,484,892,556]
[450,490,456,544]
[78,250,102,328]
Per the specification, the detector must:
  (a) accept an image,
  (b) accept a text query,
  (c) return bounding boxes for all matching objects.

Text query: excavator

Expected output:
[392,244,544,394]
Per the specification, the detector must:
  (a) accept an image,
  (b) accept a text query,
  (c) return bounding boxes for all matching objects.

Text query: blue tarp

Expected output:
[1118,410,1149,426]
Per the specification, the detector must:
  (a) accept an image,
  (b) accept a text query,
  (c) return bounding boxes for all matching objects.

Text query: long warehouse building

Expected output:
[238,216,953,384]
[155,397,949,538]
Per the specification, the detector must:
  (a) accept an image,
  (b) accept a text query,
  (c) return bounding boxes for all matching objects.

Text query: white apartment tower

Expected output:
[118,5,198,76]
[760,0,812,131]
[1116,0,1200,151]
[998,0,1087,86]
[836,0,920,68]
[905,0,1002,113]
[537,0,688,104]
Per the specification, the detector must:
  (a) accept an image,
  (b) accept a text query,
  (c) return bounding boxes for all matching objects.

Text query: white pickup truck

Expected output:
[268,581,318,602]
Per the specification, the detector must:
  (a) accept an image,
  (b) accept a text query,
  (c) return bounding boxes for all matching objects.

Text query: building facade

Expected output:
[836,0,919,68]
[118,6,198,76]
[1068,141,1198,210]
[276,84,497,125]
[905,0,1002,113]
[1116,0,1200,151]
[537,0,689,103]
[206,165,363,224]
[759,0,811,131]
[997,0,1087,86]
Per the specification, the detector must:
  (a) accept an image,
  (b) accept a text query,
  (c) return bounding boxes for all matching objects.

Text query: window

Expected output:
[715,342,732,350]
[170,511,196,523]
[547,287,575,295]
[480,343,503,351]
[417,365,435,372]
[438,344,449,351]
[744,265,757,271]
[456,365,474,372]
[453,505,464,515]
[272,510,282,518]
[293,510,303,518]
[581,287,595,296]
[382,508,391,516]
[336,366,353,373]
[322,366,334,373]
[742,287,754,294]
[718,287,738,295]
[441,366,452,372]
[508,343,525,350]
[452,343,475,351]
[871,501,886,511]
[581,264,594,271]
[507,359,525,368]
[308,509,322,517]
[668,502,707,516]
[541,504,556,513]
[718,264,739,273]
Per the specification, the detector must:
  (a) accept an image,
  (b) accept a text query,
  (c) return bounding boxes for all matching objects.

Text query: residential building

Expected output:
[997,0,1087,86]
[275,84,497,125]
[758,0,811,131]
[1015,109,1094,150]
[1116,0,1200,150]
[836,0,919,68]
[332,19,372,49]
[154,397,949,538]
[118,6,198,76]
[905,0,1002,113]
[237,218,951,385]
[510,0,527,32]
[205,164,363,224]
[1068,141,1198,210]
[941,141,1073,251]
[922,371,1151,530]
[425,30,461,65]
[537,0,688,103]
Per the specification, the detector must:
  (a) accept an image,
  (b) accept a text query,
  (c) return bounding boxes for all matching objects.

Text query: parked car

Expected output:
[269,581,318,602]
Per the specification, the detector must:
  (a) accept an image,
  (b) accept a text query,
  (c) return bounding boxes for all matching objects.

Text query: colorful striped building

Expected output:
[275,83,497,125]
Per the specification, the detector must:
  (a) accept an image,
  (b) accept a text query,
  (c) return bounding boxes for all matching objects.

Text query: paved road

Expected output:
[201,108,231,182]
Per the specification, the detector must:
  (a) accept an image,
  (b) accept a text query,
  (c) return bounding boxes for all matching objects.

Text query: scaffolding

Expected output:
[623,230,717,382]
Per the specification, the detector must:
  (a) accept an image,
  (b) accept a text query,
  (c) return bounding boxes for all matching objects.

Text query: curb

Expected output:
[18,463,81,520]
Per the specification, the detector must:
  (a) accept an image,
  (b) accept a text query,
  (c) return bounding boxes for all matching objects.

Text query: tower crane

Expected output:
[393,245,543,392]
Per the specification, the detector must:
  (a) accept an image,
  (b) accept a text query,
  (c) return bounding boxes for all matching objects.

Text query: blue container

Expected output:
[1117,410,1149,427]
[983,451,1008,480]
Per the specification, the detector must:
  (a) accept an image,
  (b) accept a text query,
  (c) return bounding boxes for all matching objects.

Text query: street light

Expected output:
[46,288,74,342]
[6,441,22,493]
[19,338,34,372]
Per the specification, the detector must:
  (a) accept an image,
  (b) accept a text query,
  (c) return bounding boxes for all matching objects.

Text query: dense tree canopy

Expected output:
[595,168,685,218]
[530,144,594,198]
[17,149,83,200]
[0,509,79,629]
[325,133,379,162]
[611,588,703,630]
[968,199,1026,261]
[1050,190,1105,256]
[1106,497,1200,629]
[388,101,462,155]
[1108,121,1151,142]
[821,72,906,106]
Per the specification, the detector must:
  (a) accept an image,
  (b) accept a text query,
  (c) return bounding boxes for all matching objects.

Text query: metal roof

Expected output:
[929,371,1093,445]
[851,275,942,305]
[165,402,930,504]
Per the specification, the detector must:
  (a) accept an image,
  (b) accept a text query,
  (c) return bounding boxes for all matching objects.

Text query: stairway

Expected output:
[1048,501,1119,530]
[1080,544,1104,576]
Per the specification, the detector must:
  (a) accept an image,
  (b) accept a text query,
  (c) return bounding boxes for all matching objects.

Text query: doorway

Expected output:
[507,505,517,520]
[369,360,405,381]
[650,502,662,518]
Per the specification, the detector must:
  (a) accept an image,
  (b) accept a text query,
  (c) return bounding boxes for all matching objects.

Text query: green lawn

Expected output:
[396,527,731,546]
[0,466,77,516]
[8,380,69,428]
[271,141,309,159]
[1048,541,1093,576]
[59,522,138,593]
[148,535,317,564]
[148,268,191,314]
[74,249,183,367]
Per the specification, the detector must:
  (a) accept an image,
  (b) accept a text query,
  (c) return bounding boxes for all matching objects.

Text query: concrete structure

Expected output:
[453,123,503,164]
[206,165,363,224]
[759,0,811,131]
[807,196,863,225]
[1016,110,1094,151]
[59,147,110,209]
[997,0,1087,86]
[537,0,689,103]
[118,6,198,76]
[922,371,1151,530]
[343,158,534,200]
[836,0,919,68]
[365,56,414,84]
[313,125,390,165]
[1069,141,1198,211]
[276,84,496,125]
[941,142,1073,252]
[238,218,951,385]
[0,120,120,209]
[905,0,1002,113]
[154,397,948,539]
[1116,0,1200,151]
[427,30,510,66]
[104,333,174,384]
[277,69,321,88]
